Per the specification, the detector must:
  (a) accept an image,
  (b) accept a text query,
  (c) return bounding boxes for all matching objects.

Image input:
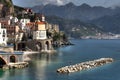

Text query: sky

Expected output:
[12,0,120,8]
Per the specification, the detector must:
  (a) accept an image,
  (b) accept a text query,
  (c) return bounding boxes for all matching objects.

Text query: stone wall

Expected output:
[26,39,53,51]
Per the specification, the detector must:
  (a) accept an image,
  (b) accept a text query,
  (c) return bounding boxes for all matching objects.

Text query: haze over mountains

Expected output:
[31,2,120,34]
[31,2,120,21]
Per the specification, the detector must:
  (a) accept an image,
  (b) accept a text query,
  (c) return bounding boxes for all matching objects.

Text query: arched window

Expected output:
[36,42,42,51]
[45,41,49,50]
[10,55,16,63]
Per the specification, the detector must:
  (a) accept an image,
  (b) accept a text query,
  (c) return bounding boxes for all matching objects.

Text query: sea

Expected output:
[1,39,120,80]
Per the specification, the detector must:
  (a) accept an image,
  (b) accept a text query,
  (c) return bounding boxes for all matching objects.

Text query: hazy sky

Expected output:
[12,0,120,7]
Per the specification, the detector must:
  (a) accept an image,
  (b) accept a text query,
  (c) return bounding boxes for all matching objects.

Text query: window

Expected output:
[3,30,5,34]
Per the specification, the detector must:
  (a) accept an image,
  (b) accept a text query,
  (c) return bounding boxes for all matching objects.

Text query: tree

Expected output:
[53,32,60,41]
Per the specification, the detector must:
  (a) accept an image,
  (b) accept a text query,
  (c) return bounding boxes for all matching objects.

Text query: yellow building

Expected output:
[33,22,47,40]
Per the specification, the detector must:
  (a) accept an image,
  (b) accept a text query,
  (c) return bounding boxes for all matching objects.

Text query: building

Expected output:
[0,16,20,34]
[0,16,21,43]
[46,23,59,33]
[33,22,47,40]
[9,14,56,52]
[20,18,30,30]
[25,15,54,52]
[0,23,7,46]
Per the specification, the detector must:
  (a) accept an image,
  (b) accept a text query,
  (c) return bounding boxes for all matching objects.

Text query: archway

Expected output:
[10,55,16,63]
[36,42,42,51]
[0,57,7,68]
[38,42,42,51]
[45,41,49,50]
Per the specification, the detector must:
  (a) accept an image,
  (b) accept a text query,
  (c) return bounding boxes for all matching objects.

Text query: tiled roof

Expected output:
[36,22,45,24]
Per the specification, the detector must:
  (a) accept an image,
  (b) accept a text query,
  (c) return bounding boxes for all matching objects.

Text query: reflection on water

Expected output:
[0,52,59,80]
[1,40,120,80]
[26,53,59,80]
[0,70,5,78]
[0,69,18,80]
[27,52,59,62]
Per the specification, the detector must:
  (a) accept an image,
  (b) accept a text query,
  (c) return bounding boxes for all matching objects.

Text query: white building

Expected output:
[33,15,48,40]
[12,17,18,23]
[20,19,30,30]
[0,23,7,46]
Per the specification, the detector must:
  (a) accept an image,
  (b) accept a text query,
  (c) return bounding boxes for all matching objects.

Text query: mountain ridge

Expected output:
[91,13,120,33]
[31,2,120,34]
[31,2,120,21]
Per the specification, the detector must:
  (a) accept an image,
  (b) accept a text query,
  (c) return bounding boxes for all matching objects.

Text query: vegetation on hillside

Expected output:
[91,14,120,33]
[46,16,104,38]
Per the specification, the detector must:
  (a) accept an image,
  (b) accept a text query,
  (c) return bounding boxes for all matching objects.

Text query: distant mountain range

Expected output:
[91,13,120,33]
[31,2,120,21]
[31,2,120,34]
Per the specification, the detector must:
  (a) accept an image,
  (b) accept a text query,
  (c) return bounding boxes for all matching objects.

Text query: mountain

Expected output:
[31,2,120,34]
[91,14,120,34]
[31,2,120,22]
[46,16,104,38]
[0,0,14,17]
[0,0,25,17]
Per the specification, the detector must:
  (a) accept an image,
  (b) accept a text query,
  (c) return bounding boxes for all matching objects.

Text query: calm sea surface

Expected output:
[1,39,120,80]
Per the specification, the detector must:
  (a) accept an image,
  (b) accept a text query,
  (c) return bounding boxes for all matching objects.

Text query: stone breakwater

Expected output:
[57,58,114,73]
[2,62,29,70]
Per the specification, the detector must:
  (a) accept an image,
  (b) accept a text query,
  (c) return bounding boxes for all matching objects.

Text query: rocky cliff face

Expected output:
[0,0,14,17]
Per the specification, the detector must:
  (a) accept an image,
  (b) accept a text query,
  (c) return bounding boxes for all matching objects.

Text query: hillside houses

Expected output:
[0,14,60,52]
[0,23,7,46]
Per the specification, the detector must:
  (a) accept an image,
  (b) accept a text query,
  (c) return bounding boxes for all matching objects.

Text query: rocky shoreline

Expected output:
[2,62,29,70]
[57,58,114,73]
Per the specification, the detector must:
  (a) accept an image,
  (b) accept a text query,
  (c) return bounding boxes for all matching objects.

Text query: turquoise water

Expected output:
[1,39,120,80]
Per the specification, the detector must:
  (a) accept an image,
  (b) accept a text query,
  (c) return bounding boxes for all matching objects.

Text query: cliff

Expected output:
[0,0,14,17]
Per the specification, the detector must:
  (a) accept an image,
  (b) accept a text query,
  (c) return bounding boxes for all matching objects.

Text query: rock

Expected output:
[2,65,9,70]
[57,58,114,74]
[1,62,29,70]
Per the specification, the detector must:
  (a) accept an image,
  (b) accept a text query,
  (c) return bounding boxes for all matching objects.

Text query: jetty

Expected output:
[0,47,30,69]
[2,62,28,70]
[57,58,114,73]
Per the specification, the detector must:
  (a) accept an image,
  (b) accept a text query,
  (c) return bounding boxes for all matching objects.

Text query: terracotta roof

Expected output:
[36,22,45,24]
[26,22,35,25]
